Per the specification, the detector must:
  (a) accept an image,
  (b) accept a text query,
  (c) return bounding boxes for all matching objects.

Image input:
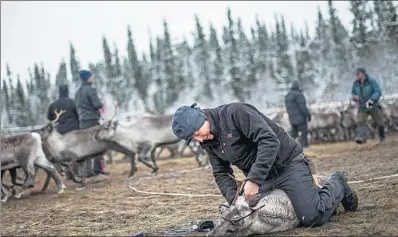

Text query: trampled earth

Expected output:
[1,135,398,236]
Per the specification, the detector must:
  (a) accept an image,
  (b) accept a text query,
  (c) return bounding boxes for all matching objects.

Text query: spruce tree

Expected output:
[14,75,31,126]
[226,8,244,101]
[256,16,269,74]
[102,36,114,78]
[209,23,224,87]
[113,43,122,78]
[2,79,11,124]
[121,25,139,109]
[162,20,178,105]
[274,15,295,98]
[193,14,212,100]
[237,18,257,99]
[6,64,16,124]
[153,37,166,114]
[69,42,81,84]
[295,31,317,97]
[350,0,374,57]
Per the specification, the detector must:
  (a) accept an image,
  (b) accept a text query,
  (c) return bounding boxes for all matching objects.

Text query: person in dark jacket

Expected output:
[351,68,385,144]
[75,70,109,177]
[47,84,80,180]
[284,80,311,148]
[47,84,80,134]
[172,102,358,228]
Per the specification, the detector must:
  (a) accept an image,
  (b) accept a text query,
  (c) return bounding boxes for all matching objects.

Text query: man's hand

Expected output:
[352,95,359,102]
[244,180,259,201]
[365,99,374,109]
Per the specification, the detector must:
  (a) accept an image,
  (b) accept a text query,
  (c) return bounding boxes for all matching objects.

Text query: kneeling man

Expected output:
[172,102,358,227]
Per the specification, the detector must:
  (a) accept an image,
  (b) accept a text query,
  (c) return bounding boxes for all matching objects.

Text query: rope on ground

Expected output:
[347,173,398,184]
[128,172,398,197]
[128,185,222,197]
[131,228,198,237]
[131,166,210,185]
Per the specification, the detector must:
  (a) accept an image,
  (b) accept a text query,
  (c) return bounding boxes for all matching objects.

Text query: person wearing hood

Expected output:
[47,84,80,134]
[351,68,385,144]
[284,80,311,148]
[75,70,110,177]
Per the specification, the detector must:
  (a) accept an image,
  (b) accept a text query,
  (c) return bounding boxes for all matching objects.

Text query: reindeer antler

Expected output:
[228,174,250,205]
[103,101,119,123]
[52,109,66,124]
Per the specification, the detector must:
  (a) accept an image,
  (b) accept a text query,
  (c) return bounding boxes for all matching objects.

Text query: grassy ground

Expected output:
[1,135,398,236]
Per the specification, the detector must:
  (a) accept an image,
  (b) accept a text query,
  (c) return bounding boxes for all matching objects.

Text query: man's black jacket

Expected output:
[47,84,80,135]
[201,102,303,204]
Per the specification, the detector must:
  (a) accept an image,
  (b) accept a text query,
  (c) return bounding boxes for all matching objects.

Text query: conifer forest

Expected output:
[1,1,397,127]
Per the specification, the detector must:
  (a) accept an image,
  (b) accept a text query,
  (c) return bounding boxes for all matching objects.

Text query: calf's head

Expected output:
[95,120,118,141]
[208,201,258,237]
[36,109,65,140]
[95,101,119,141]
[208,175,272,236]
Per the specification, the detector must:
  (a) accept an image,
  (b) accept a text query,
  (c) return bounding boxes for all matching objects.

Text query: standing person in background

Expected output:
[351,68,385,144]
[75,70,110,177]
[47,84,80,180]
[47,84,79,134]
[284,80,312,148]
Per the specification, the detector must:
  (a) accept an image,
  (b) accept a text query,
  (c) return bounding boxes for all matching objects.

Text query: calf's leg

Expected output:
[34,155,66,193]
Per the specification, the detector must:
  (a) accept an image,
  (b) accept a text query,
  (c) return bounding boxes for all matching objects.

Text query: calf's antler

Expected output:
[52,109,66,124]
[228,174,250,205]
[102,101,119,123]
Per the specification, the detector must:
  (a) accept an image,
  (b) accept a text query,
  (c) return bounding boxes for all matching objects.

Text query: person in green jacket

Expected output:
[351,68,385,144]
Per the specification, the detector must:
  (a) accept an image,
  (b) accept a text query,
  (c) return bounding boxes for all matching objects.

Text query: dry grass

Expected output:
[1,135,398,236]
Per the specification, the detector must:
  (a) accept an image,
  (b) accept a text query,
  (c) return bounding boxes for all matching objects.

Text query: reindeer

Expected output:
[1,130,66,202]
[308,109,344,143]
[270,109,291,132]
[154,140,208,167]
[207,175,330,236]
[340,103,359,140]
[38,107,137,189]
[94,113,188,174]
[380,102,398,132]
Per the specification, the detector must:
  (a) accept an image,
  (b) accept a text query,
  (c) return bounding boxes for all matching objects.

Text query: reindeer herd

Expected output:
[272,99,398,143]
[2,98,398,203]
[1,103,205,202]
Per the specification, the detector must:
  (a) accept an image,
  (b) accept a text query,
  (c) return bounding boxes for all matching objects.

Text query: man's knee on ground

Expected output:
[299,213,317,227]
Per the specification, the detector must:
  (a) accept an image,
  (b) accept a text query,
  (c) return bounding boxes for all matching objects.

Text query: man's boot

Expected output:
[378,126,386,143]
[331,171,358,212]
[355,125,367,144]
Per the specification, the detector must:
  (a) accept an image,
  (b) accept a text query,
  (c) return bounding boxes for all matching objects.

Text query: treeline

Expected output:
[1,0,397,127]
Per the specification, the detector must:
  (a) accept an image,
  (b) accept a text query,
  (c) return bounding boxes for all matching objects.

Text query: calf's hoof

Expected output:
[151,167,159,174]
[14,192,23,199]
[23,183,34,189]
[1,196,9,203]
[58,185,66,194]
[76,187,85,191]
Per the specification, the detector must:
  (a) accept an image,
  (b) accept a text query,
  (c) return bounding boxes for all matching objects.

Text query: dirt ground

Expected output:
[1,135,398,236]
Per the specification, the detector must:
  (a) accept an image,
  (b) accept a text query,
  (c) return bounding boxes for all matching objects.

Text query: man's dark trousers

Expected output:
[290,123,309,148]
[80,119,103,175]
[263,154,345,227]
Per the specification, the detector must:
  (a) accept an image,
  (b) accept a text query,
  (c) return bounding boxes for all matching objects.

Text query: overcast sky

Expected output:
[1,1,352,84]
